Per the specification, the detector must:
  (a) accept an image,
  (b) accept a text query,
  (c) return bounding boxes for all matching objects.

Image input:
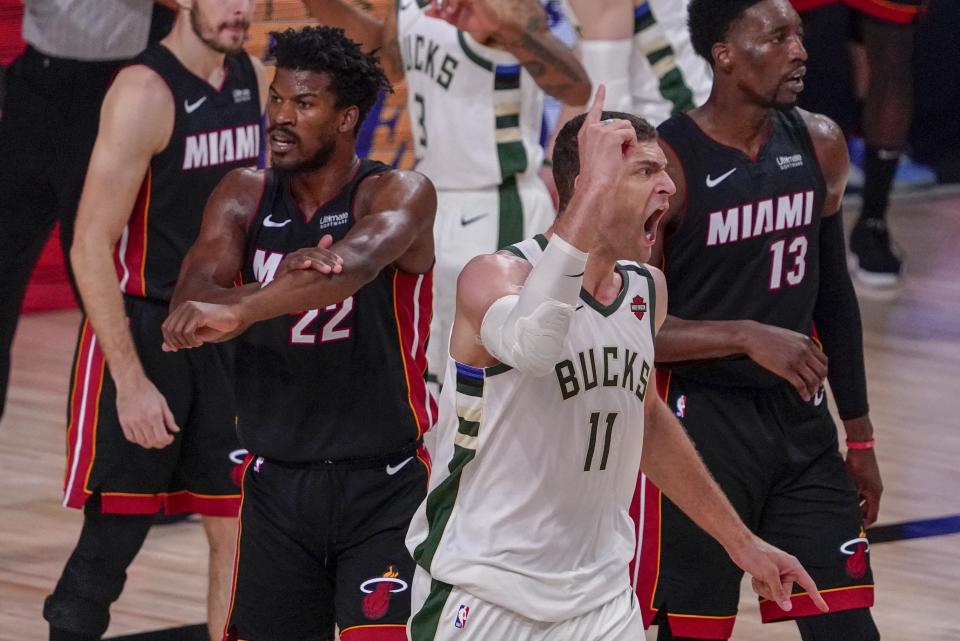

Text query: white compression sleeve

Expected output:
[480,235,588,375]
[580,39,633,113]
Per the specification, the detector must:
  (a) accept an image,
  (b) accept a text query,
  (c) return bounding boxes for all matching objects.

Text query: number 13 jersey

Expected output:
[657,109,826,387]
[407,235,657,622]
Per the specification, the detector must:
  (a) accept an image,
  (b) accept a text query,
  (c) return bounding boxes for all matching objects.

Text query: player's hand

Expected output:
[276,234,343,279]
[115,371,180,449]
[427,0,542,43]
[843,416,883,526]
[742,321,828,401]
[576,85,638,186]
[162,301,245,351]
[727,534,829,614]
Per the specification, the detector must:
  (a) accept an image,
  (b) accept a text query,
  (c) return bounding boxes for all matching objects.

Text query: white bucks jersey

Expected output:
[397,0,544,190]
[563,0,711,125]
[406,235,658,622]
[630,0,711,124]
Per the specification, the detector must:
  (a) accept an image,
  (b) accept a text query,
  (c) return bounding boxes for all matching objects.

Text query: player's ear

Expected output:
[339,106,360,134]
[713,42,733,73]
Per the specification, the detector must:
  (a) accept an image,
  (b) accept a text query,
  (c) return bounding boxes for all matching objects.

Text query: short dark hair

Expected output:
[552,111,657,213]
[688,0,766,64]
[269,26,393,135]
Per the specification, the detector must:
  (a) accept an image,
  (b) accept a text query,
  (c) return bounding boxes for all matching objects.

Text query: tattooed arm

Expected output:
[301,0,405,82]
[428,0,591,104]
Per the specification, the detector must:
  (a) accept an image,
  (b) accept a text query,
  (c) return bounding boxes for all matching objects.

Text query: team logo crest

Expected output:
[454,604,470,629]
[361,566,408,620]
[840,529,870,579]
[631,295,647,321]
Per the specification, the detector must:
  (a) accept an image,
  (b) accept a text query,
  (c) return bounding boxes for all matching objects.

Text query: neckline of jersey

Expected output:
[532,234,628,317]
[677,110,782,164]
[157,43,233,93]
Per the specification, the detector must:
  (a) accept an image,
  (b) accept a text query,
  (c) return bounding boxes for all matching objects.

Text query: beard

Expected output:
[271,135,338,176]
[190,6,249,55]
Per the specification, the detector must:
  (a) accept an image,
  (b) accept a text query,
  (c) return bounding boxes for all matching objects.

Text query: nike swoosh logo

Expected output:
[576,305,585,311]
[386,456,414,476]
[566,271,585,278]
[460,213,489,226]
[705,168,737,188]
[184,96,208,114]
[263,214,292,228]
[814,387,825,406]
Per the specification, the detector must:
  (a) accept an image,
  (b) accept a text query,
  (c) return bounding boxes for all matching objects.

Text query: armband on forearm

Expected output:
[480,235,587,375]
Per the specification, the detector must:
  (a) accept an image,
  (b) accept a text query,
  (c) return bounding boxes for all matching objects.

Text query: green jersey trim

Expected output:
[532,234,631,317]
[409,578,454,641]
[412,364,485,571]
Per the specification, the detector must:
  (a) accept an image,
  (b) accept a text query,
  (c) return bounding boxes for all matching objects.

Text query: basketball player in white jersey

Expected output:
[404,87,827,641]
[302,0,590,388]
[541,0,712,202]
[562,0,711,124]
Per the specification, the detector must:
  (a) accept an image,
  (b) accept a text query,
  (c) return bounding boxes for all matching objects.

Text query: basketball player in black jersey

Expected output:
[631,1,882,640]
[162,27,436,641]
[43,2,266,641]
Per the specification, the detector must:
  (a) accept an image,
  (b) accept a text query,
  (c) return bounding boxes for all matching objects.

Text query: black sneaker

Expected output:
[849,219,902,288]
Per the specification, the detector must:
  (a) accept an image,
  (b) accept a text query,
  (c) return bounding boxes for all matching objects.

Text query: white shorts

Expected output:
[408,568,643,641]
[427,174,556,388]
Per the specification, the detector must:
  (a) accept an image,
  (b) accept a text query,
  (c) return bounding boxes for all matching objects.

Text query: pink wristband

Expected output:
[846,439,875,450]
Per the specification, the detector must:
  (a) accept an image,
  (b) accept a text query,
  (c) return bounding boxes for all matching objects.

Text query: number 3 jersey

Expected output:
[236,160,435,463]
[406,235,657,622]
[657,109,826,387]
[397,0,544,190]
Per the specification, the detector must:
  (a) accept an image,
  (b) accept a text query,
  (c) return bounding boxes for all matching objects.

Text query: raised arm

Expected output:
[450,86,629,372]
[804,108,883,525]
[429,0,591,105]
[70,65,179,449]
[301,0,404,82]
[162,169,436,348]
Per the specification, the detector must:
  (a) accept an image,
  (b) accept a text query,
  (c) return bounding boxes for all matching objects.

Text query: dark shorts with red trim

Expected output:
[224,444,429,641]
[63,295,242,516]
[791,0,925,24]
[632,374,874,640]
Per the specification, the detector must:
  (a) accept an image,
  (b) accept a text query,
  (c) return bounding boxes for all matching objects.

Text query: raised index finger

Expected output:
[585,83,606,125]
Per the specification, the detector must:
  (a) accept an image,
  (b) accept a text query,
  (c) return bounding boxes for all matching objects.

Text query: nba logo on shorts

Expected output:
[676,395,687,418]
[454,604,470,629]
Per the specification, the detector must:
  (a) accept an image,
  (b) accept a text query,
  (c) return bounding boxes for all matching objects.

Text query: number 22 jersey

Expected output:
[237,159,435,463]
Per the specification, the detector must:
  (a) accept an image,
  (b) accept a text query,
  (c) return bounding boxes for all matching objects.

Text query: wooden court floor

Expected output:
[1,189,959,640]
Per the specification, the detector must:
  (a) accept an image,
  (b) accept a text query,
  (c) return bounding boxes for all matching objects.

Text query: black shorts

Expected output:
[225,445,429,641]
[63,295,242,515]
[633,374,873,640]
[791,0,925,24]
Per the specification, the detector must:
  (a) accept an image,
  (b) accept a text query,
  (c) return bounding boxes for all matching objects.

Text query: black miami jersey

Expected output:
[115,44,262,302]
[657,109,826,386]
[237,160,435,463]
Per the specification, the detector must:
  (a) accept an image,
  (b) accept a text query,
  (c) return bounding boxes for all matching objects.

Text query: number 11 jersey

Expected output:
[407,235,658,623]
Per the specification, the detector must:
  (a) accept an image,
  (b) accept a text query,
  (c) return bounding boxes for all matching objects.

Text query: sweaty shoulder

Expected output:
[797,108,849,215]
[208,167,268,226]
[355,168,437,217]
